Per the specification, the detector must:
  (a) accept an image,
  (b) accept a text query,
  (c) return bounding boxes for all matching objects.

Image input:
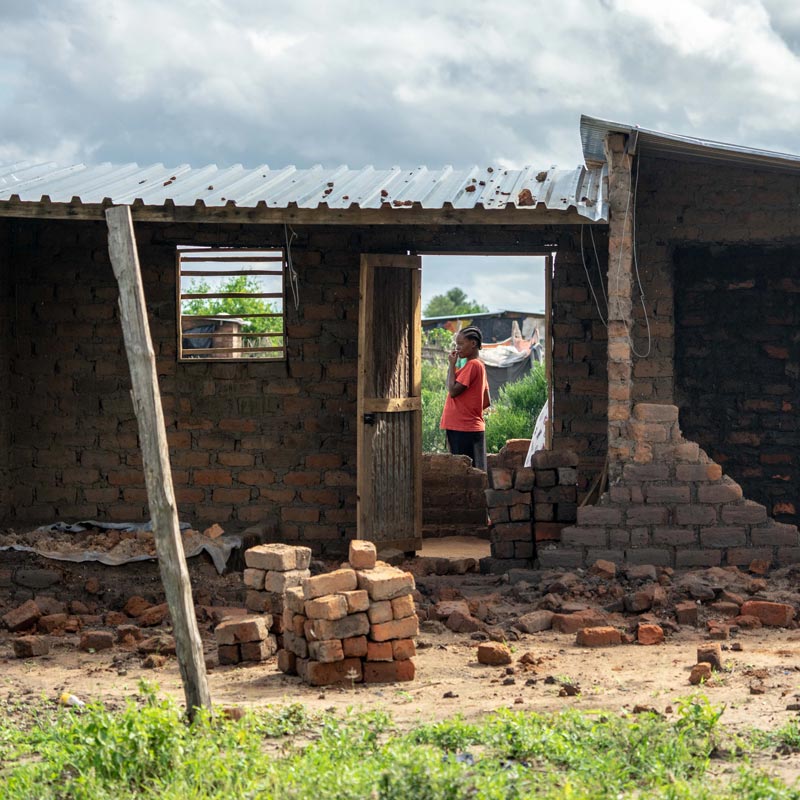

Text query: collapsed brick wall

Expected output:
[632,157,800,531]
[421,453,488,537]
[674,244,800,529]
[3,218,603,551]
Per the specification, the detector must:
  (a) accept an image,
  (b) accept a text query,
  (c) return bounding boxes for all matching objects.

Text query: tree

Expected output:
[182,275,281,334]
[423,287,488,318]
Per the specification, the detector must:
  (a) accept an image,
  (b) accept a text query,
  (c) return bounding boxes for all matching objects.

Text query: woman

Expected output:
[439,326,491,470]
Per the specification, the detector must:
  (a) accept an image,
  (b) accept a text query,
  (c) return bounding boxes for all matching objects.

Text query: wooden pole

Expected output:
[105,205,212,720]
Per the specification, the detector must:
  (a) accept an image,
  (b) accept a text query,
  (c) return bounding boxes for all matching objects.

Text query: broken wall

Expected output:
[2,217,603,552]
[633,157,800,530]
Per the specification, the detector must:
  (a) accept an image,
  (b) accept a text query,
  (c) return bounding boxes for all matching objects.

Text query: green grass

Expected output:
[1,688,798,799]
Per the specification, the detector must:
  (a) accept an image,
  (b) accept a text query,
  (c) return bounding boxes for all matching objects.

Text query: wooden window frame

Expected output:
[176,246,287,362]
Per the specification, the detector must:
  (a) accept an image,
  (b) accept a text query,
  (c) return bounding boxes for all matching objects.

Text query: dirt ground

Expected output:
[2,536,800,775]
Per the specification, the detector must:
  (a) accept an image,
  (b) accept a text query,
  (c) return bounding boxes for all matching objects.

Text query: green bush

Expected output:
[485,362,547,454]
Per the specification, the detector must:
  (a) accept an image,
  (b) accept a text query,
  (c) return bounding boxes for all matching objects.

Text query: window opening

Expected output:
[177,247,286,360]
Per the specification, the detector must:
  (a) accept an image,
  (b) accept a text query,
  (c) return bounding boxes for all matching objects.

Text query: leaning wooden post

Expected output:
[105,205,212,720]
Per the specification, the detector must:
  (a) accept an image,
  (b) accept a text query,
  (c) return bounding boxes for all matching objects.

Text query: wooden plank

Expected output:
[182,312,283,319]
[545,253,553,450]
[105,204,211,720]
[179,256,284,263]
[411,265,423,551]
[180,292,282,300]
[356,255,373,538]
[181,269,284,277]
[363,397,421,413]
[181,345,285,355]
[181,331,286,340]
[0,200,603,227]
[362,254,420,269]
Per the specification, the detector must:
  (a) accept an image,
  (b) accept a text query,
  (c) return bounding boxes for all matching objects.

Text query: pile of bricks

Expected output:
[278,540,418,686]
[242,543,313,647]
[484,440,578,571]
[216,614,277,665]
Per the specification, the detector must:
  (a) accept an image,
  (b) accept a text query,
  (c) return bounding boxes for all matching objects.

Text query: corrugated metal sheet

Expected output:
[0,161,607,221]
[581,114,800,172]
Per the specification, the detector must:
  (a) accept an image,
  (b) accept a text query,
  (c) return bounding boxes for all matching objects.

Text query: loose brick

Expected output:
[241,636,278,662]
[391,594,415,620]
[243,568,265,590]
[124,596,151,617]
[277,649,297,674]
[308,639,345,663]
[576,626,621,647]
[285,586,306,614]
[516,610,554,633]
[215,615,272,645]
[342,635,368,657]
[245,543,311,572]
[283,631,309,659]
[392,638,416,660]
[531,450,578,469]
[307,612,370,641]
[367,600,393,624]
[637,623,664,645]
[218,644,241,665]
[697,642,723,671]
[690,663,712,685]
[137,604,169,627]
[363,659,416,683]
[514,468,535,491]
[306,657,363,686]
[340,590,370,613]
[356,567,415,601]
[739,601,795,627]
[675,601,698,626]
[265,569,310,593]
[303,568,358,600]
[551,609,607,634]
[477,641,513,664]
[535,469,557,487]
[3,600,42,632]
[348,540,377,570]
[370,614,420,642]
[13,636,50,658]
[366,641,394,661]
[245,591,270,613]
[38,613,68,633]
[80,630,114,651]
[305,595,349,621]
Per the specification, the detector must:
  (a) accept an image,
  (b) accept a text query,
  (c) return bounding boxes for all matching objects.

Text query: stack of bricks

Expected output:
[483,440,578,572]
[216,614,278,665]
[242,543,313,648]
[278,540,418,686]
[545,403,800,569]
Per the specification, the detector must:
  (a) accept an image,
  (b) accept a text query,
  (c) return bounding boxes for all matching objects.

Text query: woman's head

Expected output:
[455,326,482,359]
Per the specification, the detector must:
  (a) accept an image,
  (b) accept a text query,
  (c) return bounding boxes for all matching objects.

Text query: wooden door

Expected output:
[357,254,422,553]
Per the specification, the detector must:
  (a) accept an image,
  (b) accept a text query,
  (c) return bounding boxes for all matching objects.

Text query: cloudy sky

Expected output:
[4,0,800,311]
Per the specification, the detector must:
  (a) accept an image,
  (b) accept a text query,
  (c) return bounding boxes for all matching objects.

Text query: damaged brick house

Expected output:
[0,115,798,569]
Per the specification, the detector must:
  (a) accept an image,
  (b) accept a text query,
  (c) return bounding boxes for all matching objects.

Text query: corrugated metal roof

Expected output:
[581,114,800,172]
[0,161,607,221]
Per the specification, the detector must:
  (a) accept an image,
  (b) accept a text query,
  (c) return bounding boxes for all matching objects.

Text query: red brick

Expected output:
[363,659,415,683]
[306,453,342,469]
[489,468,513,490]
[390,594,415,620]
[215,615,271,645]
[217,452,255,467]
[676,464,723,481]
[637,623,664,645]
[13,636,50,658]
[241,636,278,662]
[739,601,795,627]
[551,609,607,634]
[477,641,512,664]
[308,639,345,663]
[80,630,114,651]
[3,600,42,632]
[576,506,621,525]
[370,615,419,642]
[698,483,743,503]
[357,567,415,601]
[212,488,251,503]
[348,540,377,570]
[367,601,393,624]
[306,657,363,686]
[193,469,233,486]
[277,649,297,674]
[342,635,368,657]
[675,601,698,626]
[366,641,394,661]
[340,590,370,613]
[303,568,357,600]
[576,626,621,647]
[633,404,679,423]
[305,595,349,621]
[218,644,241,665]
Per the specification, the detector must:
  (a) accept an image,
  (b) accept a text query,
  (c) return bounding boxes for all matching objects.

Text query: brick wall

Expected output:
[3,217,595,552]
[550,230,609,493]
[0,220,12,517]
[421,454,488,537]
[633,157,800,529]
[674,244,800,528]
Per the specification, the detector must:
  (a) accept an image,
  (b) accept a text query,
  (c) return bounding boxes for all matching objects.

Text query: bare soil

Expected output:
[2,539,800,781]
